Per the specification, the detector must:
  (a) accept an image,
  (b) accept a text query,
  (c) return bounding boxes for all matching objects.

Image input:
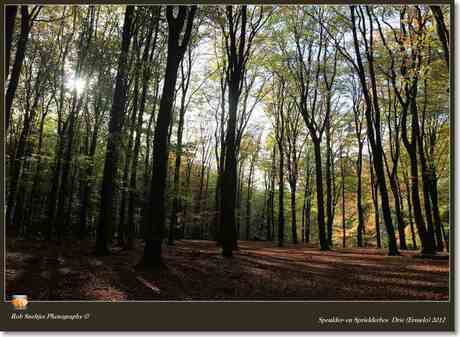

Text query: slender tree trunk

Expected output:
[401,165,417,250]
[301,185,306,244]
[356,143,364,247]
[369,154,381,249]
[236,159,245,239]
[305,189,311,244]
[313,139,328,250]
[277,143,285,247]
[169,106,185,244]
[6,58,43,230]
[126,12,158,249]
[401,99,436,255]
[268,146,276,241]
[221,86,239,256]
[182,158,194,238]
[119,66,140,246]
[5,6,18,80]
[79,120,100,239]
[325,121,333,246]
[246,162,254,240]
[290,182,297,244]
[417,136,443,251]
[169,57,189,244]
[196,165,206,239]
[5,6,37,132]
[303,157,312,244]
[341,148,346,248]
[27,104,48,233]
[350,6,398,255]
[142,6,196,266]
[204,165,211,238]
[430,6,449,67]
[95,6,134,255]
[46,139,64,239]
[55,96,83,241]
[391,174,407,250]
[429,171,446,251]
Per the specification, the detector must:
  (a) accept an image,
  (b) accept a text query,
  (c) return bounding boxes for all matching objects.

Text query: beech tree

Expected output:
[141,5,197,266]
[218,5,270,256]
[96,5,135,255]
[6,6,41,131]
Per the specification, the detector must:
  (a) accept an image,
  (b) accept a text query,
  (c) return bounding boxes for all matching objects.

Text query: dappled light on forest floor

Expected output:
[6,239,449,301]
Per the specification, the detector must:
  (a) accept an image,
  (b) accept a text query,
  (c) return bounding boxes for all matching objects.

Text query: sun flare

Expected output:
[66,77,86,94]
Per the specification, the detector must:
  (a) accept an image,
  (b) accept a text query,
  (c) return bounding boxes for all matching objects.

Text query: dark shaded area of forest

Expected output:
[5,4,450,300]
[6,240,449,300]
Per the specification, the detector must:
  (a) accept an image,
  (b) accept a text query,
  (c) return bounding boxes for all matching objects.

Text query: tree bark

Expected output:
[5,5,18,80]
[277,141,285,247]
[369,152,381,249]
[356,142,364,247]
[350,6,398,255]
[95,5,135,255]
[430,6,449,67]
[312,139,328,250]
[325,119,333,246]
[341,148,346,248]
[5,6,39,132]
[169,52,192,245]
[142,6,196,266]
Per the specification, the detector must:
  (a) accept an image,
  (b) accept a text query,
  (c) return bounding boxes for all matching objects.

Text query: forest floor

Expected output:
[6,239,449,301]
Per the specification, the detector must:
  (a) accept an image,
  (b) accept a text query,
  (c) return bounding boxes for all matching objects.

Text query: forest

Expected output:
[5,4,450,300]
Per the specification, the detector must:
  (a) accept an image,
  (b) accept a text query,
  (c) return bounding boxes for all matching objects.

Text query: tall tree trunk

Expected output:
[126,10,159,249]
[417,134,439,250]
[196,165,206,239]
[221,86,238,255]
[246,160,254,240]
[401,97,436,255]
[119,62,140,246]
[5,6,39,132]
[277,143,285,247]
[401,164,417,250]
[388,172,407,250]
[27,102,49,233]
[429,170,446,251]
[313,139,328,250]
[236,159,245,240]
[220,5,266,256]
[95,6,135,255]
[169,60,189,244]
[56,6,95,241]
[303,156,312,244]
[305,189,311,244]
[79,119,100,239]
[290,183,297,244]
[350,6,398,255]
[325,121,333,246]
[341,149,346,248]
[369,153,381,249]
[5,5,18,80]
[267,146,276,241]
[430,6,449,67]
[142,6,196,266]
[204,165,211,238]
[6,56,44,230]
[356,143,364,247]
[301,185,306,244]
[417,132,443,251]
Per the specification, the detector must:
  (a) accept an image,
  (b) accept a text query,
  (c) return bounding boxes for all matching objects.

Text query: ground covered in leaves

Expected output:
[6,239,449,301]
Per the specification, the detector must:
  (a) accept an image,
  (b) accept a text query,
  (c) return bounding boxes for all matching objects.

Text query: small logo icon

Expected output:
[11,295,28,310]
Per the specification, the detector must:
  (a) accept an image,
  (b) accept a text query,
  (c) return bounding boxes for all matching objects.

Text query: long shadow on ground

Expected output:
[6,239,449,301]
